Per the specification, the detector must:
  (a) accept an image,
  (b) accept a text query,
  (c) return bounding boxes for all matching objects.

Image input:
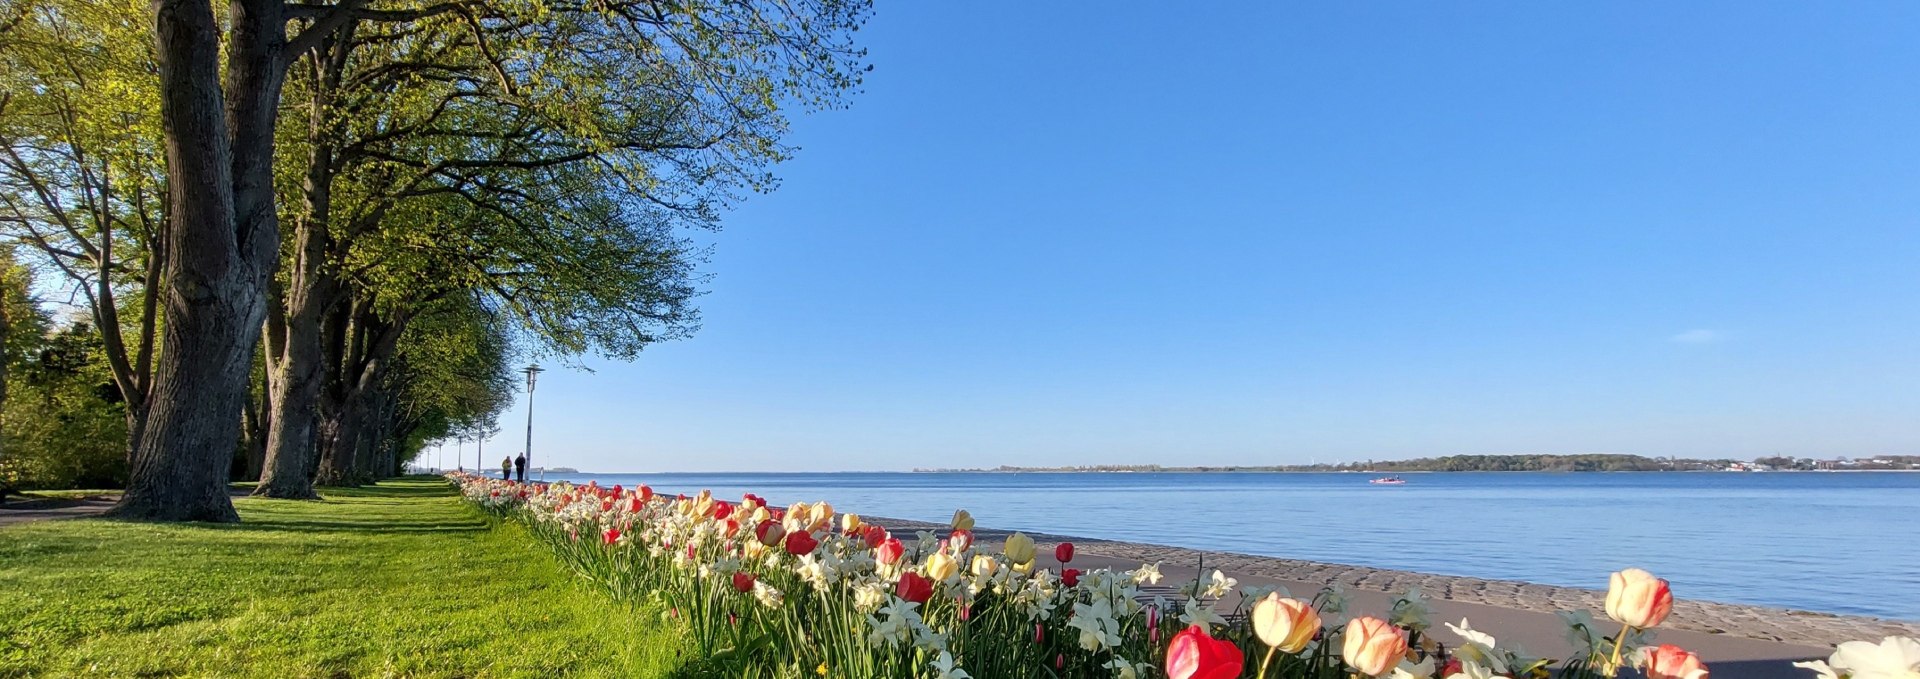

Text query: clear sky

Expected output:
[460,2,1920,473]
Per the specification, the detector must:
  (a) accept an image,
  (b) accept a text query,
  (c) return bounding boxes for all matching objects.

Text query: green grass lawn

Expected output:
[0,477,696,678]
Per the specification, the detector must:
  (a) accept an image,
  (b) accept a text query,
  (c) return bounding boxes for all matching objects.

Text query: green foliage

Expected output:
[0,478,696,677]
[2,323,130,489]
[389,295,520,464]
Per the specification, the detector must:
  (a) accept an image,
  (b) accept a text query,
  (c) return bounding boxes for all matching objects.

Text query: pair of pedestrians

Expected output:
[499,454,527,482]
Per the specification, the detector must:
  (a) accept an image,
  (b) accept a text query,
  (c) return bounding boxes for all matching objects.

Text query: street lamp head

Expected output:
[523,363,544,392]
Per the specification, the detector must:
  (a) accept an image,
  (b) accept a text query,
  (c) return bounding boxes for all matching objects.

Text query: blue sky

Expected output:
[460,2,1920,472]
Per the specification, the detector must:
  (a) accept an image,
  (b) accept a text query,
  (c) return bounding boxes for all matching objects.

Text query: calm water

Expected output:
[543,471,1920,620]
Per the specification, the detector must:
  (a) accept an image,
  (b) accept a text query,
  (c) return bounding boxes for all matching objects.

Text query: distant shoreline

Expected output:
[530,468,1920,476]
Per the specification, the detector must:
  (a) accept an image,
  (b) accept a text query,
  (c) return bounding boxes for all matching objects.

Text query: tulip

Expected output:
[1342,616,1410,677]
[948,529,974,553]
[1003,532,1036,564]
[712,500,733,521]
[1641,644,1709,679]
[896,571,934,604]
[876,538,905,566]
[1061,567,1080,587]
[926,551,959,581]
[1251,593,1320,654]
[639,485,653,502]
[1165,625,1244,679]
[602,527,621,545]
[784,530,818,556]
[810,502,834,529]
[951,509,975,532]
[732,571,756,593]
[862,524,887,548]
[970,553,998,578]
[842,513,863,535]
[1605,568,1676,672]
[1605,568,1674,629]
[755,519,786,547]
[1055,542,1075,564]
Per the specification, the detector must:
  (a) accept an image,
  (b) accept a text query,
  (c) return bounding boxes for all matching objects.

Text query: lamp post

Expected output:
[522,364,544,478]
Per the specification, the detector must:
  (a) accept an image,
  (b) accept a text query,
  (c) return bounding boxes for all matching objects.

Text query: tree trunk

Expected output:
[255,38,350,499]
[111,0,286,522]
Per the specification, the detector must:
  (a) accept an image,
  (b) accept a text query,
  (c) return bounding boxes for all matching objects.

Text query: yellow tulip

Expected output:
[970,554,999,578]
[1251,593,1319,653]
[1003,531,1035,564]
[841,513,863,534]
[950,509,975,532]
[925,551,959,581]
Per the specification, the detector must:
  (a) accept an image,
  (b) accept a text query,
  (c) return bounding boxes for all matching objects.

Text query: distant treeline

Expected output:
[922,454,1799,473]
[917,453,1919,474]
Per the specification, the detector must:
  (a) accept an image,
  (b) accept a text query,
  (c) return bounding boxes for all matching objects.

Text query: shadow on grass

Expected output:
[316,481,454,500]
[207,518,490,533]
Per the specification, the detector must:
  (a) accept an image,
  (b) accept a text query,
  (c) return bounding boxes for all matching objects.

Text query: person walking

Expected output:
[514,454,527,483]
[501,456,513,481]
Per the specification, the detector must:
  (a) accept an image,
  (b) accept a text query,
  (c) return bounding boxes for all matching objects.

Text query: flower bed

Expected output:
[451,473,1913,679]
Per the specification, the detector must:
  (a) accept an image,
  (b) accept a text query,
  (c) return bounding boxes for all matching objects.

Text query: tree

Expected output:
[255,0,871,497]
[0,0,169,463]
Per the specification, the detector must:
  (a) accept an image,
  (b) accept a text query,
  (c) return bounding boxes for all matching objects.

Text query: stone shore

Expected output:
[869,516,1918,649]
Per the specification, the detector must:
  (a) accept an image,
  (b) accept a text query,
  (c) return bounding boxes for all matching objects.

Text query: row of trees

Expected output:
[0,0,869,519]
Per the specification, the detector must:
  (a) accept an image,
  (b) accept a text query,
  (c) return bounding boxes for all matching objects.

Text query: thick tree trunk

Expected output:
[111,0,286,522]
[255,40,349,499]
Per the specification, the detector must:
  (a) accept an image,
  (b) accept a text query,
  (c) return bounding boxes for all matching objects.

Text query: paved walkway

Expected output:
[0,489,254,527]
[0,496,118,527]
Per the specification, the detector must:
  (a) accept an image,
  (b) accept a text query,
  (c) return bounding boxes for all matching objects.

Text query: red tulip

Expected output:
[639,485,653,502]
[611,484,623,495]
[712,501,733,520]
[723,518,741,538]
[784,530,819,556]
[1061,568,1081,587]
[626,496,643,513]
[1165,625,1243,679]
[602,527,621,545]
[1055,542,1075,564]
[862,524,887,548]
[875,537,905,565]
[896,571,933,604]
[948,529,974,552]
[731,571,756,593]
[1643,644,1709,679]
[755,519,786,547]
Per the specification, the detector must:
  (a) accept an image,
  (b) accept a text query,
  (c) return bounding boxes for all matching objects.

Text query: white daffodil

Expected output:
[1179,597,1228,631]
[928,651,971,679]
[1444,618,1509,674]
[750,580,784,609]
[1389,656,1437,679]
[1067,598,1123,651]
[1795,636,1920,679]
[1132,562,1163,586]
[866,597,921,648]
[1104,657,1146,679]
[1201,570,1238,599]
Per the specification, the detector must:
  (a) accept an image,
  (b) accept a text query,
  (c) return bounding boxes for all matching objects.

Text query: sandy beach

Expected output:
[871,515,1918,678]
